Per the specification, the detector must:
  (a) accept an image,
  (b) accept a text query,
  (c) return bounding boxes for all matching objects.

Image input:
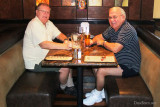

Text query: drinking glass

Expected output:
[71,33,81,49]
[84,32,90,47]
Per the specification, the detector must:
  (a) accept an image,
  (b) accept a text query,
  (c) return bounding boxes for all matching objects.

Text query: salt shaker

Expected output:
[78,48,81,59]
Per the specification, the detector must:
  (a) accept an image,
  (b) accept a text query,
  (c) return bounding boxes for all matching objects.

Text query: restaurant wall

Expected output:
[0,0,154,21]
[0,0,23,19]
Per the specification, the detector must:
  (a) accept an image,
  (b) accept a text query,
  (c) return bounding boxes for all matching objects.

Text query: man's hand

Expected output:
[89,39,94,46]
[97,39,105,46]
[63,40,72,50]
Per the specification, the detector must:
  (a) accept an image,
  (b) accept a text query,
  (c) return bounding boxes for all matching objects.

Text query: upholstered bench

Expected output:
[0,24,61,107]
[105,76,153,107]
[7,70,60,107]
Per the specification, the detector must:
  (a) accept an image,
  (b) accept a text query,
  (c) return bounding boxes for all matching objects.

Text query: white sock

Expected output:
[60,83,67,90]
[67,70,74,87]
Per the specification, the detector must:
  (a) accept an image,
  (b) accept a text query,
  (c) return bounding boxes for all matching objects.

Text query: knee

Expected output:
[97,68,105,77]
[59,68,70,72]
[59,68,70,75]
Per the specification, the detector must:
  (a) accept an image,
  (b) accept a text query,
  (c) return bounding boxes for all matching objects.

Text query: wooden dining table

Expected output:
[41,44,118,107]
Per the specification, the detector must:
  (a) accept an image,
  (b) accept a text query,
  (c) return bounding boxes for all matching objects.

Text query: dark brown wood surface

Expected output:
[50,7,76,19]
[41,45,118,67]
[0,0,154,20]
[129,0,141,20]
[141,0,154,20]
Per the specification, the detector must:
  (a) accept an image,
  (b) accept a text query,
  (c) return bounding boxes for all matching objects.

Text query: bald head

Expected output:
[108,7,126,31]
[109,7,126,19]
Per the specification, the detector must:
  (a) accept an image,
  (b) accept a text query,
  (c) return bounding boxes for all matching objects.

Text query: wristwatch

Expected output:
[103,41,107,46]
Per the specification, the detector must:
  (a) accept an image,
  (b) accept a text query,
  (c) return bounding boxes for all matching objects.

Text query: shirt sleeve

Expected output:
[49,22,61,40]
[116,27,136,46]
[102,27,112,40]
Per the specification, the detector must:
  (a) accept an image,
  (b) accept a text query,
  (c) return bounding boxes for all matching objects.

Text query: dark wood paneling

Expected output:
[129,0,141,20]
[141,0,154,20]
[122,7,129,19]
[50,0,61,6]
[55,23,109,36]
[103,0,115,7]
[77,9,87,20]
[55,24,79,35]
[23,0,36,19]
[90,24,109,35]
[0,0,23,19]
[50,7,76,19]
[88,7,110,19]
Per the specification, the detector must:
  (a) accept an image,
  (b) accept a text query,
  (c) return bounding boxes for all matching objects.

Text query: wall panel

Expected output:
[141,0,154,20]
[103,0,115,7]
[55,23,109,36]
[23,0,36,19]
[129,0,141,20]
[50,0,61,6]
[77,9,87,20]
[50,7,76,19]
[88,7,109,19]
[0,0,23,19]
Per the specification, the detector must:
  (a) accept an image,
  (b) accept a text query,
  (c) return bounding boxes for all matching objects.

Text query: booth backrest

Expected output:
[0,25,26,54]
[0,24,26,107]
[136,27,160,107]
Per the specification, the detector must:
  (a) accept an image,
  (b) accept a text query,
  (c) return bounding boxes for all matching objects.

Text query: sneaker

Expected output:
[64,86,77,96]
[85,89,96,97]
[85,88,105,99]
[83,89,102,106]
[101,89,105,99]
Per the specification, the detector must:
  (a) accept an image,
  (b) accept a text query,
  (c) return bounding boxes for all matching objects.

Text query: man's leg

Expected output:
[83,66,123,106]
[66,69,74,87]
[96,66,123,91]
[59,68,70,86]
[59,68,77,96]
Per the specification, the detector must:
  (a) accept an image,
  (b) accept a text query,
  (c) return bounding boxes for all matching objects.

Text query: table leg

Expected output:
[77,67,83,107]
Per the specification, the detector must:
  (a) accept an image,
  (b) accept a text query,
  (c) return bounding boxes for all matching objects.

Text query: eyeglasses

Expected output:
[108,15,122,20]
[38,10,50,14]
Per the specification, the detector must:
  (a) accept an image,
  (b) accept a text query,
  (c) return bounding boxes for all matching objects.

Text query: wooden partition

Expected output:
[0,0,154,21]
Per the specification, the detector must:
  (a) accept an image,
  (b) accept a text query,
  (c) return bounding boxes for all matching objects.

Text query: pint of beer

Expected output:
[84,34,90,47]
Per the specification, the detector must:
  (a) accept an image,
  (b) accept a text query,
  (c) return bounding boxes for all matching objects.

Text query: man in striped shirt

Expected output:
[83,7,141,106]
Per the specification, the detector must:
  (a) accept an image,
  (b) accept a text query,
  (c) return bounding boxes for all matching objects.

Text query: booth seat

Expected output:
[0,25,60,107]
[104,26,160,107]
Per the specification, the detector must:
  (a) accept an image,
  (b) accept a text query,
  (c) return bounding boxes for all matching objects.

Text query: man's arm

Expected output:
[92,34,123,53]
[39,41,69,50]
[39,33,71,50]
[91,34,104,45]
[56,33,68,42]
[103,41,123,53]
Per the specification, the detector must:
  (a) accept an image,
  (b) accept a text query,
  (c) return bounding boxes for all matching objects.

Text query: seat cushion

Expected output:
[7,70,60,107]
[104,76,153,107]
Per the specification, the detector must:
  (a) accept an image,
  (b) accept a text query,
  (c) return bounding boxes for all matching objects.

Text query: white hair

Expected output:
[109,7,126,19]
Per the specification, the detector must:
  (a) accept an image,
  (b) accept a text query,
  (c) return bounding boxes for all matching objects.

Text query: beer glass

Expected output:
[84,32,90,47]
